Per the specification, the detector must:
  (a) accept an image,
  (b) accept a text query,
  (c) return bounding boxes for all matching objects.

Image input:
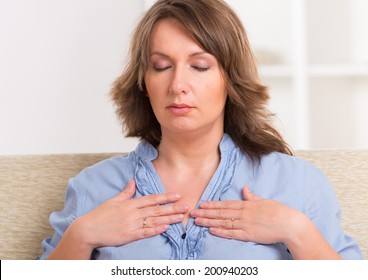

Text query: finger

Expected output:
[191,208,240,220]
[115,179,136,201]
[194,216,240,229]
[199,200,244,210]
[128,224,169,242]
[141,203,189,218]
[242,185,261,201]
[142,213,185,228]
[135,192,181,208]
[209,227,245,240]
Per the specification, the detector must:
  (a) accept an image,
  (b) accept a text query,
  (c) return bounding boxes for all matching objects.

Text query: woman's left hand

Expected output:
[190,186,307,245]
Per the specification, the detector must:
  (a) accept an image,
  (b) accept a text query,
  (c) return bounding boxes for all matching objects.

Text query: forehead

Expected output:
[151,17,188,37]
[149,18,203,52]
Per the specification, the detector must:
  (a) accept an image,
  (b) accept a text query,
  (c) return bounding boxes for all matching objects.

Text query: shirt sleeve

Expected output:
[38,177,81,259]
[302,161,363,259]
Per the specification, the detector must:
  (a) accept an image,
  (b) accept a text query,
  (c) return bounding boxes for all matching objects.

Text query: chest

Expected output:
[164,179,209,228]
[153,162,219,227]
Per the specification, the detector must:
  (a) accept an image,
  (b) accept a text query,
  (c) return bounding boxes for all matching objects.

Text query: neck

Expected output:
[155,129,224,170]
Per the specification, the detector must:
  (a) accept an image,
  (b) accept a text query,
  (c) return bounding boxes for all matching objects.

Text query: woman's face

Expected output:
[144,18,227,137]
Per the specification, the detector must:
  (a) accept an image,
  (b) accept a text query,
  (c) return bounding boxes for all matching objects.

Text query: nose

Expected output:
[169,66,190,95]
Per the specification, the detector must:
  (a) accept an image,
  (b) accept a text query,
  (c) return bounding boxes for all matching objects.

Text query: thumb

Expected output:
[116,179,136,201]
[242,185,260,201]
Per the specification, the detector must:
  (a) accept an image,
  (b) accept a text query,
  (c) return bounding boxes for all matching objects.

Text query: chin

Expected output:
[162,119,196,132]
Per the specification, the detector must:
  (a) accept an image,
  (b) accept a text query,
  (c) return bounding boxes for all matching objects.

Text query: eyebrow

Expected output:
[149,51,209,58]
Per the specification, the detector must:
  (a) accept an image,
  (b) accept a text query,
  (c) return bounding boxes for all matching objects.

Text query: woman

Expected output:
[40,0,362,259]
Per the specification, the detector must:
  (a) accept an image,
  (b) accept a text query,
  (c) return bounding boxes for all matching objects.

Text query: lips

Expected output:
[167,103,193,115]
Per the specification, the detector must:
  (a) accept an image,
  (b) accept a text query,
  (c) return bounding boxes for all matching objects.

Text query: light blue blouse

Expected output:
[40,134,362,259]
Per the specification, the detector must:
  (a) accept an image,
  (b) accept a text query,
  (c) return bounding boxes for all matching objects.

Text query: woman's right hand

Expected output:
[78,179,188,249]
[49,179,188,259]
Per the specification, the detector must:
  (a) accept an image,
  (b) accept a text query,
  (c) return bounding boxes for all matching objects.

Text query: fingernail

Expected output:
[191,209,198,216]
[243,185,251,193]
[160,225,169,231]
[200,201,208,208]
[171,193,180,200]
[194,217,203,224]
[127,179,134,187]
[179,204,189,211]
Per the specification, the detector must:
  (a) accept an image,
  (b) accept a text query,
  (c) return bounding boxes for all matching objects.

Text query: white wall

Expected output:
[1,0,367,155]
[227,0,368,150]
[0,0,143,155]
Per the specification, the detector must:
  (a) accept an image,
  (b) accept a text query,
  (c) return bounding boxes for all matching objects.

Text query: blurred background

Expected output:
[1,0,368,155]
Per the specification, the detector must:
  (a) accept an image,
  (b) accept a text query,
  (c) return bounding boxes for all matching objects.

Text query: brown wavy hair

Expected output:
[110,0,293,160]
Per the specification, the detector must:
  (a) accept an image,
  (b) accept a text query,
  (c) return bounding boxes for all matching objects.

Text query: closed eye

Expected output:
[153,66,171,72]
[192,66,209,72]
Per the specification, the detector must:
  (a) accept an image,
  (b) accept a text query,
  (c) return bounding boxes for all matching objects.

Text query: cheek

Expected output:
[202,79,227,105]
[144,75,153,95]
[144,84,164,114]
[144,73,168,98]
[145,83,158,101]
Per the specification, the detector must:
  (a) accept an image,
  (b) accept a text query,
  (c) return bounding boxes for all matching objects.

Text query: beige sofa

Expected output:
[0,150,367,260]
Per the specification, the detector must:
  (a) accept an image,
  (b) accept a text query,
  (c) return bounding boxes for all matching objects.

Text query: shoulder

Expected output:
[234,149,328,189]
[68,140,157,203]
[75,152,137,185]
[73,139,158,182]
[242,151,333,205]
[260,151,337,209]
[265,151,332,191]
[66,152,138,211]
[257,151,324,179]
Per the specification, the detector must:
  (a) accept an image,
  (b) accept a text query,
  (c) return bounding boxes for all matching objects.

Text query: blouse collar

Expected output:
[133,133,237,161]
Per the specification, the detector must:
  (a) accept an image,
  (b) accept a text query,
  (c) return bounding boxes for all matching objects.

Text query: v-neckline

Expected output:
[146,152,226,232]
